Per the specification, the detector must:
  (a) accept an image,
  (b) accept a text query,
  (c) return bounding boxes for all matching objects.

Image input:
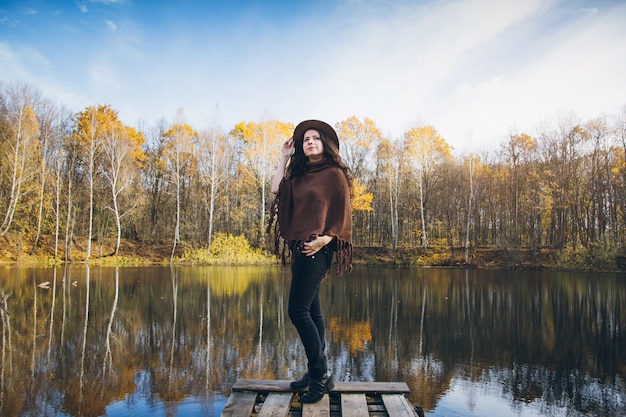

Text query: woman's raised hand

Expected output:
[281,137,294,158]
[272,137,294,193]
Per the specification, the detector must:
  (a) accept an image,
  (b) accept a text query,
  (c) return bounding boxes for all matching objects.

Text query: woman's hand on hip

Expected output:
[302,235,333,256]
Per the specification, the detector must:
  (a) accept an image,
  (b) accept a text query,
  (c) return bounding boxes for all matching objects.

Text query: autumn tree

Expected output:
[34,99,72,258]
[614,107,626,245]
[231,119,292,244]
[0,83,41,235]
[74,104,121,260]
[403,125,452,250]
[31,97,59,250]
[162,115,198,261]
[50,110,73,259]
[197,125,233,247]
[141,118,170,240]
[335,116,381,180]
[333,116,380,246]
[457,154,493,262]
[537,115,588,250]
[163,110,198,260]
[501,133,538,246]
[374,138,405,249]
[349,179,373,245]
[582,117,616,246]
[100,117,146,255]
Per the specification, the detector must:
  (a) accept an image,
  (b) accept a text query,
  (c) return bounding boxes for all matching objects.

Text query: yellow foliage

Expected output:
[335,115,381,151]
[328,317,372,355]
[403,124,452,162]
[232,119,293,178]
[21,105,41,141]
[179,232,272,266]
[74,104,118,145]
[611,146,626,176]
[335,116,382,177]
[125,125,147,164]
[73,104,146,166]
[507,133,537,155]
[163,123,198,153]
[351,179,373,212]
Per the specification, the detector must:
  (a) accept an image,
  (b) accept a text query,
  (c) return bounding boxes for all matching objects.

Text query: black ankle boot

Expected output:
[290,371,311,391]
[300,372,334,403]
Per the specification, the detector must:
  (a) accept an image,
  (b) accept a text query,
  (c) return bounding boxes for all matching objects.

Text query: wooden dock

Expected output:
[221,379,422,417]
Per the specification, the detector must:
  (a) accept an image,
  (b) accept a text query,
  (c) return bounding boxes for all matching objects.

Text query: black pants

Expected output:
[288,246,333,379]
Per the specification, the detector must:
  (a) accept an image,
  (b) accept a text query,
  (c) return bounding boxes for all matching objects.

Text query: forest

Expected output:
[1,82,625,269]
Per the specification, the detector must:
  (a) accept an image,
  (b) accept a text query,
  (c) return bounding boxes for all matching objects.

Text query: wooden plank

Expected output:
[334,381,410,394]
[220,391,257,417]
[340,393,369,417]
[232,379,292,392]
[232,379,410,394]
[257,392,293,417]
[302,393,330,417]
[382,394,417,417]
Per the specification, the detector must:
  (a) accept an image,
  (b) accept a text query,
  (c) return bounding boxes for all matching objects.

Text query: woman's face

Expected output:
[303,129,324,162]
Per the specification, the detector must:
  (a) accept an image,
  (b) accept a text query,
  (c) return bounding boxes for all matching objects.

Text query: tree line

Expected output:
[1,82,625,266]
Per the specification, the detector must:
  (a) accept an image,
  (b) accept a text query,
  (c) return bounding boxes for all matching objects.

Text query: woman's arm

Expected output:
[271,137,294,194]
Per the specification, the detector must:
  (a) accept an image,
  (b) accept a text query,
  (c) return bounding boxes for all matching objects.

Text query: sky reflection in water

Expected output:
[0,265,623,417]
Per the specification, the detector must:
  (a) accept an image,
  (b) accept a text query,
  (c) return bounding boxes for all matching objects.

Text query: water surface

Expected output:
[0,265,623,416]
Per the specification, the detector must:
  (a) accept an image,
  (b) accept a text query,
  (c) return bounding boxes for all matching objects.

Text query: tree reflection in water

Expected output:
[0,265,623,417]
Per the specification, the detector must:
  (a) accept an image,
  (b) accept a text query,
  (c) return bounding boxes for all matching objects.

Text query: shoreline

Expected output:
[1,234,624,272]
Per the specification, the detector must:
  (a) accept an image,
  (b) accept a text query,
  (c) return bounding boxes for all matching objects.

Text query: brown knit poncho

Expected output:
[268,158,353,275]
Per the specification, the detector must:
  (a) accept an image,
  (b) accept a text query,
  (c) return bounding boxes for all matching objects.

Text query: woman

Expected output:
[268,119,353,403]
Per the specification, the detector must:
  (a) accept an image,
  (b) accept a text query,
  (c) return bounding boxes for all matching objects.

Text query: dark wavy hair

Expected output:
[286,129,352,188]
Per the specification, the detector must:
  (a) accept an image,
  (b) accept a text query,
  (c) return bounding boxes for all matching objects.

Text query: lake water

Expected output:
[0,265,623,416]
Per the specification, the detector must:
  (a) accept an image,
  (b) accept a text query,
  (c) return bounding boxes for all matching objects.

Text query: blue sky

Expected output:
[1,0,625,151]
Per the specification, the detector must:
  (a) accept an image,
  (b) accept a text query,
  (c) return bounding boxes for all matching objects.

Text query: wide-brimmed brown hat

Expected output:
[292,119,339,150]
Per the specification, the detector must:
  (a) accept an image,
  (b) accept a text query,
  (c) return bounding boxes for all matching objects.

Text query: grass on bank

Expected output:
[0,232,275,266]
[177,233,273,265]
[0,231,624,271]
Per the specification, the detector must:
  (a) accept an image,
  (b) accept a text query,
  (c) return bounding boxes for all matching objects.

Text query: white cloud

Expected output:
[283,0,626,149]
[88,55,121,92]
[434,1,626,150]
[104,19,117,31]
[119,1,626,150]
[3,0,624,152]
[237,0,553,142]
[0,43,52,82]
[75,2,89,13]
